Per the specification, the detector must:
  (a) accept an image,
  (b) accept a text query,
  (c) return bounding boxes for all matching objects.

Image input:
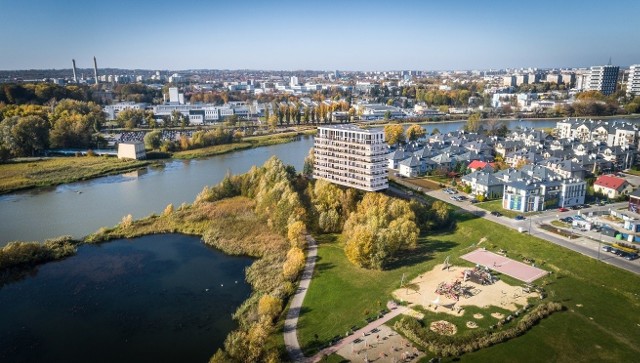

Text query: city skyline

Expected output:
[1,0,640,71]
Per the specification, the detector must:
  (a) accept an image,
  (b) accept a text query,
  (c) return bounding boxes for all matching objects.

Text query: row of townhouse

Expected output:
[555,118,639,148]
[462,165,587,212]
[388,133,496,178]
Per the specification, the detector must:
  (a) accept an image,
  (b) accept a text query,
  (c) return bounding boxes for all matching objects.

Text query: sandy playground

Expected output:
[393,264,537,315]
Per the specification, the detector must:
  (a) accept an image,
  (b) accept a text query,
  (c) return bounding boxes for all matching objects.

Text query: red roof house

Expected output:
[467,160,495,172]
[594,175,633,198]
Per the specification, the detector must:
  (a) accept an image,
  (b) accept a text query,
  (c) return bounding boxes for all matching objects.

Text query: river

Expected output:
[0,234,253,363]
[1,118,639,245]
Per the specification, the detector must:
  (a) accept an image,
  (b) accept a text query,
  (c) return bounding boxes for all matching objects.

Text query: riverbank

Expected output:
[173,130,314,159]
[0,157,151,195]
[0,129,316,194]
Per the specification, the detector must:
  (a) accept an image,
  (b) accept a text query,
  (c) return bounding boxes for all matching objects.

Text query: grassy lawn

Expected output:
[0,156,150,194]
[299,214,640,362]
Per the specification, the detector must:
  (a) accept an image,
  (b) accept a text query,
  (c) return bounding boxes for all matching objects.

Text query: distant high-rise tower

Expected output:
[93,56,99,85]
[72,59,78,83]
[586,64,619,95]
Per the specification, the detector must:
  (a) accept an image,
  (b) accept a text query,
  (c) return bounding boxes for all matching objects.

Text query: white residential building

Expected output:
[313,125,388,191]
[628,64,640,97]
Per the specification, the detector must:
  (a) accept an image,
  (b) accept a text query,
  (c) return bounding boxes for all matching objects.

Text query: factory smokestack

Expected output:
[72,59,78,83]
[93,56,99,85]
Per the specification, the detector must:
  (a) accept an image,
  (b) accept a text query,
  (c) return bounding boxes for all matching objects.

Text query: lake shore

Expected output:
[0,129,316,195]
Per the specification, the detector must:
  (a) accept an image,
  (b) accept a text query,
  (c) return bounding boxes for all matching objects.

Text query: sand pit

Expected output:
[335,324,425,362]
[473,313,484,319]
[491,312,505,319]
[466,321,479,329]
[393,264,536,316]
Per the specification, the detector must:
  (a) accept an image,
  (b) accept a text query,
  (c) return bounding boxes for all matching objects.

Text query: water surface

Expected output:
[0,234,253,363]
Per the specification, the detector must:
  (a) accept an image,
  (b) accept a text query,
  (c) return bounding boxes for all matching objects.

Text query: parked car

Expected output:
[624,253,639,261]
[490,211,502,217]
[558,207,569,212]
[601,245,612,252]
[514,215,525,220]
[470,198,479,204]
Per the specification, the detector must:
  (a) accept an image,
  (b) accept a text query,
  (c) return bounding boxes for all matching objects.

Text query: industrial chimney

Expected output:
[93,56,99,85]
[72,59,78,83]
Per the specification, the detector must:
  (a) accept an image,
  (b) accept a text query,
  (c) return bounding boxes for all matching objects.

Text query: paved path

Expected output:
[306,305,409,363]
[284,235,318,362]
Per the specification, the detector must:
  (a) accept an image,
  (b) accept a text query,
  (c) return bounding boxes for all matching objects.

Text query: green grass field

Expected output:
[298,213,640,362]
[0,156,150,194]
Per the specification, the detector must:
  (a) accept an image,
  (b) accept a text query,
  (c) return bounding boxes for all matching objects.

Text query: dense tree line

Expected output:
[0,99,106,160]
[0,83,92,105]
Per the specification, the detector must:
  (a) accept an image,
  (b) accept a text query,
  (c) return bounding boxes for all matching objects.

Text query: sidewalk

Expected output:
[284,235,318,362]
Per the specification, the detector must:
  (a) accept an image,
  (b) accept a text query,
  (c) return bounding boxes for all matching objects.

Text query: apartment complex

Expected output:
[313,125,388,191]
[586,65,619,95]
[628,64,640,97]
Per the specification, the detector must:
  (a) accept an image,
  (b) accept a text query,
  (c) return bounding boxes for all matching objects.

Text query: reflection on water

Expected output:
[0,234,253,363]
[0,136,314,245]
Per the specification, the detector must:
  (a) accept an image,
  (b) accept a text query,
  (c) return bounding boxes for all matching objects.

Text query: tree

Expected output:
[257,295,283,321]
[384,124,405,146]
[432,201,450,225]
[406,124,426,142]
[343,193,419,270]
[143,130,162,150]
[464,113,481,133]
[302,147,315,178]
[116,108,145,129]
[287,221,307,249]
[383,110,392,120]
[224,114,239,127]
[282,247,305,281]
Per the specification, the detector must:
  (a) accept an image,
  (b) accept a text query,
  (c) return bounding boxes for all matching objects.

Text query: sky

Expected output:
[1,0,639,71]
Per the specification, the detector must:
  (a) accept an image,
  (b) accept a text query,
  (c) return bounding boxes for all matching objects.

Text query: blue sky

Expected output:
[1,0,639,71]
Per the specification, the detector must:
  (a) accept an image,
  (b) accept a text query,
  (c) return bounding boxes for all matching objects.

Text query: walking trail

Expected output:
[283,235,318,362]
[283,235,412,362]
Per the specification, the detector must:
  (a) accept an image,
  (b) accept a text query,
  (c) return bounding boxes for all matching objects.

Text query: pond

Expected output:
[0,234,253,363]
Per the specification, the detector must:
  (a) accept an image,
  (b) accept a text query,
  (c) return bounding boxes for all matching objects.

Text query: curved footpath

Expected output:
[284,235,318,362]
[283,235,411,363]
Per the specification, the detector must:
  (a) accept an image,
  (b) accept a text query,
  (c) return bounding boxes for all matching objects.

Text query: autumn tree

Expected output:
[302,147,315,178]
[257,294,283,321]
[406,124,426,142]
[464,112,481,133]
[343,193,419,270]
[282,247,305,281]
[143,130,162,150]
[116,108,145,129]
[384,124,405,146]
[310,179,345,232]
[287,221,307,249]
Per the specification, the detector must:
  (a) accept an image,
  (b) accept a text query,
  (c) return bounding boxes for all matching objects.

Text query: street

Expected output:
[388,180,640,275]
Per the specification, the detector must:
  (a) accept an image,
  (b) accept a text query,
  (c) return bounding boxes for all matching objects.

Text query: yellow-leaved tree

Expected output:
[343,193,419,270]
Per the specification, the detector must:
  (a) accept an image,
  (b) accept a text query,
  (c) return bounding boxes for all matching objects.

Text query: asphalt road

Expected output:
[388,181,640,275]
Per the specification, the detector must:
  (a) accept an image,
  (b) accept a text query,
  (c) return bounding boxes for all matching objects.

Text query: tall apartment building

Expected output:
[586,65,619,95]
[313,125,388,191]
[628,64,640,97]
